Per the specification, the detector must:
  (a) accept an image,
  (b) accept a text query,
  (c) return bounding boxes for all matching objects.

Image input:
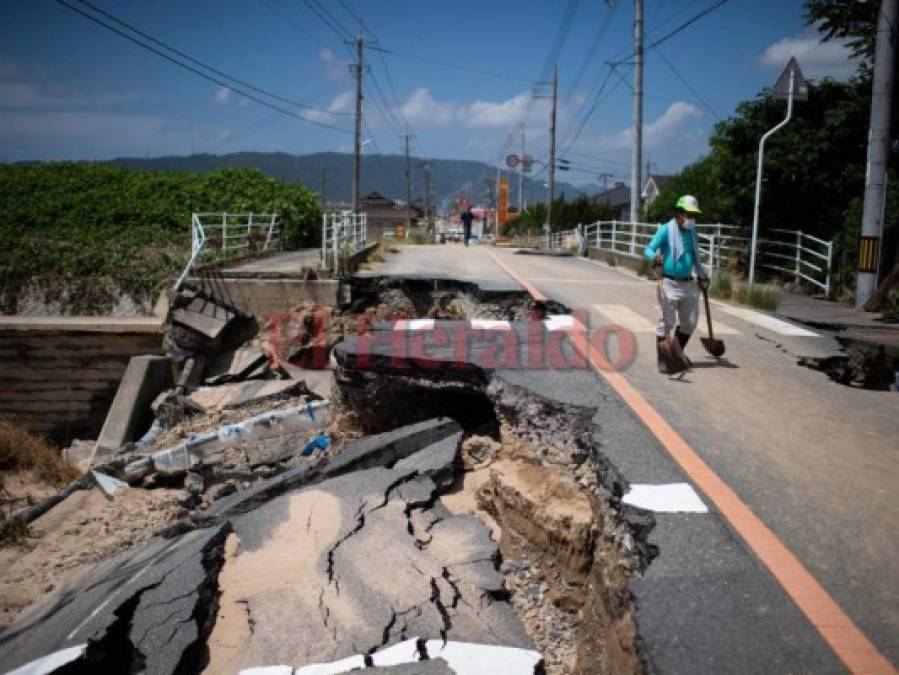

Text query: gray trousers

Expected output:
[657,278,699,337]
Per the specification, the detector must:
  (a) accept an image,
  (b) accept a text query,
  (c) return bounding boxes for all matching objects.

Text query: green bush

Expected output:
[710,271,733,299]
[0,163,321,313]
[733,283,779,311]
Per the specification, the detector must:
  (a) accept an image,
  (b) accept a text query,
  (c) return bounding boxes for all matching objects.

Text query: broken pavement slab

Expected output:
[204,343,269,385]
[188,379,307,412]
[205,464,532,671]
[0,523,230,674]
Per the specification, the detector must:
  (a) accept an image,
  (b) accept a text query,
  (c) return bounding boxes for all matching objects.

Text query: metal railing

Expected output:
[544,220,833,296]
[322,210,367,271]
[174,212,280,291]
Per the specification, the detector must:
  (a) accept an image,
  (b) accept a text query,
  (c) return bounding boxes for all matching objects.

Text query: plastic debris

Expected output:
[300,433,330,457]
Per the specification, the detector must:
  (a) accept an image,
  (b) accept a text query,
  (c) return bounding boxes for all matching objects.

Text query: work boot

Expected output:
[656,336,668,374]
[675,329,693,367]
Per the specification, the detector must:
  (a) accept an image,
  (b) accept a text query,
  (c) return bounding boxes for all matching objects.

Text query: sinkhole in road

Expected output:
[330,279,656,674]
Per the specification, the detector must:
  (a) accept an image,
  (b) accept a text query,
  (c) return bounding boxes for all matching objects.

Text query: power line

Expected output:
[57,0,352,134]
[566,0,617,99]
[653,46,723,121]
[299,0,352,40]
[610,0,729,66]
[69,0,350,116]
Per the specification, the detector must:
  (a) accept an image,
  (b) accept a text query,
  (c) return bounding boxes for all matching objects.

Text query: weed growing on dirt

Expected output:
[0,418,78,486]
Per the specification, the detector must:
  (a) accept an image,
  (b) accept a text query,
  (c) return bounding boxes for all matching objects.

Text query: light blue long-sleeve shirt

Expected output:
[643,219,703,278]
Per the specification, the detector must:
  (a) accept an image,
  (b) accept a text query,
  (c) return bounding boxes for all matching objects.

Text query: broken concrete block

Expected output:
[188,379,305,412]
[205,344,268,385]
[62,439,95,473]
[280,363,333,399]
[90,470,129,499]
[393,431,462,490]
[93,355,173,465]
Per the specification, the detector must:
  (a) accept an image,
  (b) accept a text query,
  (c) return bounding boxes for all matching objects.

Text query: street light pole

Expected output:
[749,69,794,292]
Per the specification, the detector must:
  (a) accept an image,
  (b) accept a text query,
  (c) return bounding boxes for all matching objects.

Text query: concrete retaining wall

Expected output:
[0,317,164,444]
[207,279,339,319]
[587,247,647,275]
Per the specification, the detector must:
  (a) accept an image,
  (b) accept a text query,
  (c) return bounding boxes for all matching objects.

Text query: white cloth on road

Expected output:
[657,277,699,337]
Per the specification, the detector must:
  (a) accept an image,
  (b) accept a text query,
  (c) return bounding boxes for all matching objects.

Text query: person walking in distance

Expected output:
[642,195,711,371]
[460,206,474,247]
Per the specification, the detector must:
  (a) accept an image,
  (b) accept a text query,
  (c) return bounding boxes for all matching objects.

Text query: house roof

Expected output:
[594,182,631,208]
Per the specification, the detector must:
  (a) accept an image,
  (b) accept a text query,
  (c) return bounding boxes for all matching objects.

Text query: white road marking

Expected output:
[393,319,435,331]
[592,304,658,332]
[8,644,87,675]
[470,319,512,330]
[544,315,576,331]
[710,301,819,337]
[623,483,709,513]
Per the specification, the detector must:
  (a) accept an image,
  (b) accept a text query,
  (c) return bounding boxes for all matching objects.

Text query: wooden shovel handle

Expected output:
[702,286,715,340]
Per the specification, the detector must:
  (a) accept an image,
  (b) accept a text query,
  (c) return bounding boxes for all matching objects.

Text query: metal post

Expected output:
[795,230,802,286]
[547,65,558,231]
[404,132,412,234]
[222,212,227,256]
[749,68,794,292]
[352,36,363,214]
[611,220,617,252]
[519,126,525,216]
[630,220,636,255]
[630,0,643,223]
[825,240,833,298]
[856,0,897,307]
[322,213,328,269]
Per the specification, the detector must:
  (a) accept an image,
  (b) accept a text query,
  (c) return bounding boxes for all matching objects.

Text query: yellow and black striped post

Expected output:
[859,236,880,274]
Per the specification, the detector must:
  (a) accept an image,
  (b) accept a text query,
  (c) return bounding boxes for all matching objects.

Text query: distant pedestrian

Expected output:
[643,195,710,371]
[460,206,474,247]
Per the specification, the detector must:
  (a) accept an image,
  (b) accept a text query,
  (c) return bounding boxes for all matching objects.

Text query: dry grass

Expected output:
[0,417,78,487]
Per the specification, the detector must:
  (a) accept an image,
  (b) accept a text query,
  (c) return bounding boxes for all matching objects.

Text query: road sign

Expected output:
[774,57,808,102]
[506,154,520,169]
[498,177,509,224]
[521,154,534,173]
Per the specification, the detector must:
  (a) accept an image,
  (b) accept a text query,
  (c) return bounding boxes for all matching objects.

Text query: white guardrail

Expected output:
[544,220,833,297]
[175,212,280,291]
[321,210,367,271]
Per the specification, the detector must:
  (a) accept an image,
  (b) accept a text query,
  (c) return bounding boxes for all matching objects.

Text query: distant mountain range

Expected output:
[105,152,598,207]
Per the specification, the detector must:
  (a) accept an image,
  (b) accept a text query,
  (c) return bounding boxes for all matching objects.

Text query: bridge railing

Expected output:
[543,220,833,297]
[174,212,281,291]
[321,211,367,272]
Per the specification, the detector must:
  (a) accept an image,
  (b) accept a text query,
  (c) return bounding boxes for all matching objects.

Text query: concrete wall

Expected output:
[0,317,164,444]
[587,247,648,276]
[210,279,339,320]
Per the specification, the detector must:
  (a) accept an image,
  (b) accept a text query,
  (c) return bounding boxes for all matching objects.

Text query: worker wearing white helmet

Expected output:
[643,195,711,371]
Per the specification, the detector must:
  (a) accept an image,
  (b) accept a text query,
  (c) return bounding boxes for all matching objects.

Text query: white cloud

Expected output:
[458,92,534,128]
[320,47,336,64]
[320,46,347,80]
[214,86,232,104]
[0,82,136,108]
[590,101,701,152]
[760,34,857,80]
[302,90,353,124]
[400,88,454,127]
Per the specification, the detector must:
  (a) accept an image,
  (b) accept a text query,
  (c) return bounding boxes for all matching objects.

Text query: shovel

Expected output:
[654,265,689,375]
[700,285,726,357]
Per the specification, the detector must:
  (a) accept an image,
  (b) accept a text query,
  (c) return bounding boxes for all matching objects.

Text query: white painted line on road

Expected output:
[8,644,87,675]
[710,301,819,337]
[393,319,435,331]
[241,667,295,675]
[623,483,709,513]
[470,319,512,330]
[425,640,543,673]
[592,304,657,332]
[293,654,366,674]
[544,315,576,331]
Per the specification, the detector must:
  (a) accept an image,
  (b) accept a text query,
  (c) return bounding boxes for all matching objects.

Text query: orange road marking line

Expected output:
[485,248,896,675]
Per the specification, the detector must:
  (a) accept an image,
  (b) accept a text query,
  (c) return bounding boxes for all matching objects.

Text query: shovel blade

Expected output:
[700,336,726,358]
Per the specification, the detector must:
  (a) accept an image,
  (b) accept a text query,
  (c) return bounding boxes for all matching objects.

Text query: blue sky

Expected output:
[0,0,857,184]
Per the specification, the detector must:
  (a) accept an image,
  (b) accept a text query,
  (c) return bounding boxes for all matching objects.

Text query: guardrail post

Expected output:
[322,213,328,270]
[825,240,832,298]
[611,220,617,251]
[795,230,802,286]
[221,212,227,257]
[630,221,636,255]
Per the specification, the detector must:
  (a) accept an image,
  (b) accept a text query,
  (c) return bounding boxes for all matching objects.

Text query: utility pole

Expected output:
[519,126,525,215]
[423,160,432,235]
[404,132,412,233]
[352,35,364,213]
[548,64,558,230]
[857,0,897,308]
[630,0,643,223]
